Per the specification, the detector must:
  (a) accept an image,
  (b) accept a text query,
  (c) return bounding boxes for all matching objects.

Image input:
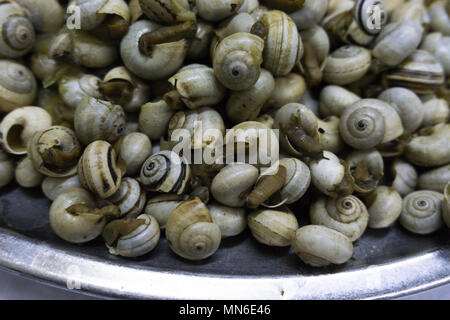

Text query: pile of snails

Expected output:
[0,0,449,268]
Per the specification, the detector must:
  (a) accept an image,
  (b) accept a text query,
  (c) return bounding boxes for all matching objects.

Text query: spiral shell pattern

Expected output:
[108,177,146,219]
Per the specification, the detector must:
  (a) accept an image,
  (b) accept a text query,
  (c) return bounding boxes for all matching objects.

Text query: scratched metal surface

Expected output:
[0,183,449,299]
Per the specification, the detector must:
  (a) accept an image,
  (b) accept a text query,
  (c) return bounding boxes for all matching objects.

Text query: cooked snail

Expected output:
[139,98,175,141]
[197,0,244,22]
[421,97,449,127]
[0,149,14,188]
[41,175,82,201]
[208,203,247,238]
[289,0,328,30]
[138,0,196,24]
[15,157,43,188]
[319,85,360,118]
[344,149,384,194]
[115,133,152,177]
[418,165,450,193]
[364,186,402,229]
[107,177,146,219]
[144,193,186,228]
[421,32,450,77]
[391,159,418,197]
[58,72,103,110]
[267,73,306,109]
[16,0,65,33]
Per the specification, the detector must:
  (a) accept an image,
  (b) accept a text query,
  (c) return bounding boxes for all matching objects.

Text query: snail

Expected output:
[50,188,120,244]
[418,165,450,193]
[263,0,305,13]
[404,124,450,167]
[274,103,323,159]
[319,85,360,118]
[344,149,384,194]
[421,32,450,77]
[353,0,388,37]
[187,21,215,60]
[138,0,196,24]
[140,150,192,195]
[363,186,402,229]
[317,116,344,155]
[443,183,450,228]
[27,126,81,178]
[310,195,369,242]
[115,133,152,177]
[0,149,14,188]
[214,12,256,40]
[226,69,275,124]
[292,225,354,267]
[248,207,299,247]
[144,193,187,228]
[309,151,352,198]
[251,10,303,76]
[139,98,175,141]
[208,203,247,238]
[99,66,151,113]
[400,190,444,235]
[211,163,259,208]
[323,45,371,85]
[255,114,275,129]
[378,88,424,134]
[197,0,244,22]
[37,89,74,126]
[246,164,287,209]
[289,0,329,30]
[267,73,306,110]
[15,157,44,188]
[74,97,126,145]
[299,25,329,67]
[391,159,418,197]
[421,97,449,127]
[58,72,103,110]
[391,0,429,26]
[78,140,123,199]
[382,50,445,95]
[70,0,130,31]
[108,177,146,219]
[165,197,222,260]
[15,0,65,33]
[41,175,82,201]
[165,64,226,110]
[0,0,35,58]
[339,99,404,150]
[0,60,37,113]
[103,214,160,258]
[212,32,264,91]
[0,106,52,155]
[120,20,188,81]
[428,0,450,36]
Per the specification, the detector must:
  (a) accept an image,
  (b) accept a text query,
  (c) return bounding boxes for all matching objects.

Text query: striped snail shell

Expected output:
[354,0,388,36]
[78,140,123,199]
[310,195,369,242]
[28,126,81,178]
[0,0,35,58]
[140,150,192,195]
[108,177,146,219]
[74,96,126,145]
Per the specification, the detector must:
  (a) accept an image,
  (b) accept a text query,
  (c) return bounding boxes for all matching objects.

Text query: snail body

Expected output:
[138,0,196,24]
[364,186,402,229]
[208,203,247,238]
[166,197,222,260]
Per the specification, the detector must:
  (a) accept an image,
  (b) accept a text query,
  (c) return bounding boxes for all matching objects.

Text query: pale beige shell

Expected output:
[196,0,244,22]
[391,0,429,26]
[208,203,247,238]
[71,0,130,30]
[187,21,215,60]
[108,177,146,218]
[391,159,418,197]
[268,73,306,109]
[144,194,186,228]
[0,60,37,113]
[319,85,360,118]
[139,98,175,140]
[421,32,450,77]
[364,186,402,229]
[41,175,82,201]
[428,0,450,35]
[292,225,354,267]
[248,207,299,247]
[310,195,369,242]
[216,12,256,37]
[421,98,449,127]
[278,158,311,204]
[15,157,44,188]
[345,149,384,194]
[418,165,450,193]
[138,0,195,24]
[16,0,65,32]
[318,116,344,154]
[58,72,103,110]
[0,149,14,188]
[309,151,347,197]
[299,25,329,64]
[117,133,152,177]
[0,106,52,155]
[289,0,329,30]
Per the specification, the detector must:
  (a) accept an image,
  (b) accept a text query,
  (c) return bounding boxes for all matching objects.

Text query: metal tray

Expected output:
[0,184,449,299]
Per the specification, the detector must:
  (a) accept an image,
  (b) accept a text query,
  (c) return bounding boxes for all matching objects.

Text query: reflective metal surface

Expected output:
[0,184,449,299]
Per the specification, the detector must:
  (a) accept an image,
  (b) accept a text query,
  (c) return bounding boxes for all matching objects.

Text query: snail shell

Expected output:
[139,98,175,141]
[405,124,450,167]
[138,0,196,24]
[421,32,450,77]
[339,99,404,150]
[421,97,449,128]
[0,60,37,113]
[0,149,14,188]
[378,88,424,134]
[391,159,418,197]
[15,157,44,188]
[167,64,226,110]
[289,0,329,30]
[208,203,247,238]
[310,195,369,242]
[319,85,360,118]
[41,175,82,201]
[27,126,81,178]
[108,177,146,219]
[277,158,311,205]
[323,45,371,85]
[391,0,429,26]
[213,32,264,91]
[364,186,402,229]
[37,88,74,126]
[268,73,306,110]
[16,0,65,33]
[74,97,126,145]
[318,116,344,154]
[443,183,450,228]
[292,225,354,267]
[345,149,384,194]
[104,214,160,258]
[166,197,222,261]
[140,150,192,195]
[354,0,388,36]
[248,207,299,247]
[30,35,65,87]
[253,10,303,76]
[144,193,186,228]
[428,0,450,36]
[382,50,445,95]
[299,25,329,65]
[120,20,188,80]
[226,69,275,124]
[215,12,256,39]
[187,21,214,60]
[0,1,35,58]
[0,106,52,155]
[211,163,259,208]
[78,140,123,199]
[400,190,444,235]
[418,165,450,193]
[197,0,243,22]
[116,133,152,177]
[71,0,130,31]
[372,21,423,67]
[58,72,103,110]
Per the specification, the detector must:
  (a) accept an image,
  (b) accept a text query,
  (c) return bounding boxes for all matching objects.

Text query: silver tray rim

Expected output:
[0,227,449,300]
